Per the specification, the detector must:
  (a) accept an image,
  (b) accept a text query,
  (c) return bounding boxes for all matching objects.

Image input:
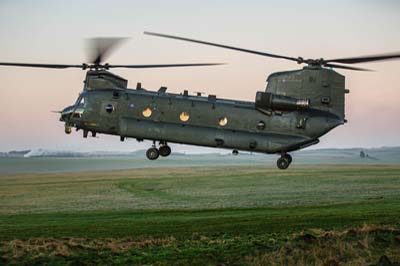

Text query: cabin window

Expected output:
[256,120,265,130]
[142,107,152,118]
[179,112,190,122]
[218,117,228,126]
[105,104,114,113]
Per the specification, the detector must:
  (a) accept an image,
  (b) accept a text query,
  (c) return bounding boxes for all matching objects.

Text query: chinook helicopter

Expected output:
[1,35,400,169]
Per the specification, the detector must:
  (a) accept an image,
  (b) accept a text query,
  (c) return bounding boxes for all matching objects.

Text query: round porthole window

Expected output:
[142,107,152,118]
[105,104,114,113]
[218,117,228,126]
[257,120,266,130]
[179,112,190,122]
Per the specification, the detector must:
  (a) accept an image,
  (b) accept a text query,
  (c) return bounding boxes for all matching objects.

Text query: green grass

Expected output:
[1,165,400,214]
[1,201,400,240]
[1,165,400,265]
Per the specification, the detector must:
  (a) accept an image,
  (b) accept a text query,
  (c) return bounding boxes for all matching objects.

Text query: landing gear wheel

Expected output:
[65,126,72,134]
[159,145,171,157]
[277,156,290,170]
[284,154,292,164]
[146,147,159,160]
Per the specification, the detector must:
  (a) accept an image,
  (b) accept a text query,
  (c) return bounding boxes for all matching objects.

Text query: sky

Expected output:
[0,0,399,152]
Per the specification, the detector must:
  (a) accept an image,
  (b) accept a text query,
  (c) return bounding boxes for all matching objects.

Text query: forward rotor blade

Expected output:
[108,63,225,68]
[88,37,128,65]
[0,62,83,69]
[144,31,299,62]
[326,52,400,64]
[324,63,372,72]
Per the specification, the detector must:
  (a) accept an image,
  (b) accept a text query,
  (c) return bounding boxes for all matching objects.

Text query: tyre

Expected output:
[277,156,290,170]
[284,154,292,164]
[146,147,159,160]
[159,145,171,157]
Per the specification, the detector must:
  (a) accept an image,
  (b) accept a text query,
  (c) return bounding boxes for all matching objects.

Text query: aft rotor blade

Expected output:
[144,31,299,62]
[324,63,372,71]
[108,63,225,68]
[88,37,128,65]
[0,62,84,69]
[326,52,400,64]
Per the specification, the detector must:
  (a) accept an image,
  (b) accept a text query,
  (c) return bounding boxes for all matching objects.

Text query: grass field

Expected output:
[1,165,400,265]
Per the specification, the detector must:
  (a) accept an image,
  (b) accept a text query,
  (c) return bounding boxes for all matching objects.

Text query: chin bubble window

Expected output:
[179,112,190,122]
[218,117,228,126]
[142,107,152,118]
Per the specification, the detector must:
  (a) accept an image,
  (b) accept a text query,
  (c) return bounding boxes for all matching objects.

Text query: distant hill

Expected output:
[21,149,140,158]
[294,147,400,163]
[0,147,400,163]
[1,147,399,175]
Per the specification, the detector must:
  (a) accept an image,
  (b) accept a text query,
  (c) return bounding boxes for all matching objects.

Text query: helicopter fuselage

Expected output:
[61,68,344,156]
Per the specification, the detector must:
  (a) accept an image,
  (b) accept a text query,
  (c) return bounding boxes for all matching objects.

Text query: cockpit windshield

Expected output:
[69,92,87,118]
[75,92,88,107]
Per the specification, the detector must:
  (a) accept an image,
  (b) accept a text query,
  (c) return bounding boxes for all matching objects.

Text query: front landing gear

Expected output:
[64,125,72,134]
[159,145,171,157]
[277,154,292,170]
[146,141,171,160]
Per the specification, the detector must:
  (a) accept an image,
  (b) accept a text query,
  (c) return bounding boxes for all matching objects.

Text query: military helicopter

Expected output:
[1,35,400,169]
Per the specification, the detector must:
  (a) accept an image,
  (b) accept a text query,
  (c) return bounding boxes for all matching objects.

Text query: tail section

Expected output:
[264,67,347,121]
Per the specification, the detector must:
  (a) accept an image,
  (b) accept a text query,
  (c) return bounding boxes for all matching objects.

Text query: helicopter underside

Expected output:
[119,118,320,154]
[67,117,323,170]
[64,105,341,170]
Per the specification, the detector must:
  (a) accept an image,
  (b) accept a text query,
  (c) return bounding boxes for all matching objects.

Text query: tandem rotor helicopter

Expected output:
[1,33,400,169]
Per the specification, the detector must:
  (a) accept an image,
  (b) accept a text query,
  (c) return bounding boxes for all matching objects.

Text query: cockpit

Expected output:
[60,92,87,122]
[60,70,127,133]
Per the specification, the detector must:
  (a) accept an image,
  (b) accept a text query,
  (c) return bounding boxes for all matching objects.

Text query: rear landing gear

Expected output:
[146,141,171,160]
[277,154,292,170]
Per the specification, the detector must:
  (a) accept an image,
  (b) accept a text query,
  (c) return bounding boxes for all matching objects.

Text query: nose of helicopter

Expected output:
[59,106,74,122]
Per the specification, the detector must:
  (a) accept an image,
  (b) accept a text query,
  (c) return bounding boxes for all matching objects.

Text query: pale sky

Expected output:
[0,0,399,152]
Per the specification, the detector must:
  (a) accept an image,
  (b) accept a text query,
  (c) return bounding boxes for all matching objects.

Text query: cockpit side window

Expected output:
[75,93,88,107]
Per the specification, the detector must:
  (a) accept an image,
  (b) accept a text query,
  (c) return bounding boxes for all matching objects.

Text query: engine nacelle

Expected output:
[255,91,309,112]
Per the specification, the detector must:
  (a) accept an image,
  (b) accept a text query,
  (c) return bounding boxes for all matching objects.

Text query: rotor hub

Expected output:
[82,63,112,70]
